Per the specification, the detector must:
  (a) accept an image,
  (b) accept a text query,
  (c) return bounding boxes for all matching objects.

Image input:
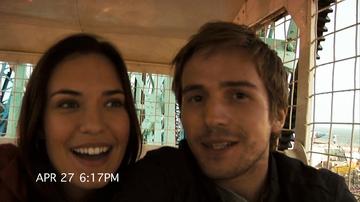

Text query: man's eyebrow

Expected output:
[182,84,204,95]
[219,81,257,89]
[49,89,80,98]
[182,81,257,94]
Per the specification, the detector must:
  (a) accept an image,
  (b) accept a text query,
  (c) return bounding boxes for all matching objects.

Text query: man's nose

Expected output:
[204,98,230,128]
[79,107,104,135]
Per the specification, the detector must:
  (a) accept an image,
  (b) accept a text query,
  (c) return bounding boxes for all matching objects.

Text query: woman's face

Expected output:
[44,53,130,190]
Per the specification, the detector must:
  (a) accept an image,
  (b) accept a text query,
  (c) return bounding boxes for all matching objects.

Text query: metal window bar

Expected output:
[308,122,360,125]
[310,88,360,97]
[311,55,360,71]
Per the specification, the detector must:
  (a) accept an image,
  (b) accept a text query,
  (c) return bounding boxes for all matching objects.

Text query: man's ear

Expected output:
[271,108,287,133]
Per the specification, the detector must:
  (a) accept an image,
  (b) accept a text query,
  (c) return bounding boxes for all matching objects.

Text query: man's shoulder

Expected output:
[116,146,219,202]
[273,151,341,183]
[272,152,355,201]
[144,146,183,159]
[139,146,194,172]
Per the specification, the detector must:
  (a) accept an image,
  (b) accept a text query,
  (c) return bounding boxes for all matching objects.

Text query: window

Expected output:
[0,61,33,138]
[309,0,360,196]
[256,14,300,151]
[128,72,177,146]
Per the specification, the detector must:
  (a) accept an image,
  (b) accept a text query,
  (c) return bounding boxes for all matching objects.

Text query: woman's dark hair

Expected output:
[17,33,142,200]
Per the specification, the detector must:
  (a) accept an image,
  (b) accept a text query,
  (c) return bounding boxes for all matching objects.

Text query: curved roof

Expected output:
[0,0,245,67]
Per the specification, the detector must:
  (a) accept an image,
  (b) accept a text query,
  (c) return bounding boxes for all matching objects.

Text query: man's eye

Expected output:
[58,101,79,109]
[189,95,203,103]
[233,92,247,100]
[105,100,124,108]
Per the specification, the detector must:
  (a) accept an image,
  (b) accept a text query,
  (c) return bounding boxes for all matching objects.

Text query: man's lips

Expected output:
[201,140,238,150]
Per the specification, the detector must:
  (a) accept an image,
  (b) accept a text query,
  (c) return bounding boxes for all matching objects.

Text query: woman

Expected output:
[0,34,142,201]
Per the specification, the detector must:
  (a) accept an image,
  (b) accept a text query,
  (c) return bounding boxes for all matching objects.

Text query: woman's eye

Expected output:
[58,101,79,109]
[105,100,124,108]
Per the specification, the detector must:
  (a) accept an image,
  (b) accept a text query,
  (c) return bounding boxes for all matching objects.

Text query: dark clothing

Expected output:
[0,144,29,202]
[265,151,355,202]
[0,144,51,202]
[114,141,356,202]
[116,143,222,202]
[0,143,119,202]
[268,152,356,202]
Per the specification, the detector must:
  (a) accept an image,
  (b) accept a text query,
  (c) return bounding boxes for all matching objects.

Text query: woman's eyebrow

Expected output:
[49,89,125,98]
[49,89,81,98]
[102,89,125,96]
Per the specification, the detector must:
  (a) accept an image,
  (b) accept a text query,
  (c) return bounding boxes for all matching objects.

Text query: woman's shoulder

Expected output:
[0,143,29,202]
[0,143,19,168]
[0,143,18,152]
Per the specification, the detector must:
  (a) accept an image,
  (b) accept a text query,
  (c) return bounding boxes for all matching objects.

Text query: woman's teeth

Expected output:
[72,146,110,155]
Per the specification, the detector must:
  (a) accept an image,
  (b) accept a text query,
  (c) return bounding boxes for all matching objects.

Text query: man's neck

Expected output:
[215,152,269,202]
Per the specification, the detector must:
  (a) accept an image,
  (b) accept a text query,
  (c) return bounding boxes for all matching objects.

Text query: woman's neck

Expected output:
[62,183,94,202]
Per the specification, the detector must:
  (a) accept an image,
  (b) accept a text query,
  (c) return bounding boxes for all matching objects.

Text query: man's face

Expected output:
[181,49,284,184]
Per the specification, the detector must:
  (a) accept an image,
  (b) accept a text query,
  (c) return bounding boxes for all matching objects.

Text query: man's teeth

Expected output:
[208,142,232,150]
[72,147,110,155]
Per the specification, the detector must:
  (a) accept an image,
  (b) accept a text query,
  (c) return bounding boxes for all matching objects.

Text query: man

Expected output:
[114,22,356,202]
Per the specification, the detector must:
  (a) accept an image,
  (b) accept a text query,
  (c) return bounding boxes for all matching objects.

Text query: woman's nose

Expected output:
[79,107,104,135]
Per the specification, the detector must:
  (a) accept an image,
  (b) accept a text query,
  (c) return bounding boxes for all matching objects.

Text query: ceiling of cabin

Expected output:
[0,0,245,66]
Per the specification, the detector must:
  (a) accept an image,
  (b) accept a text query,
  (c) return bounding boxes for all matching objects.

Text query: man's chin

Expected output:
[201,164,237,179]
[197,159,253,181]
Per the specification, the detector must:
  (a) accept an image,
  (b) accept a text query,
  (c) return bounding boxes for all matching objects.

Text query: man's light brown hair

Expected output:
[172,21,289,148]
